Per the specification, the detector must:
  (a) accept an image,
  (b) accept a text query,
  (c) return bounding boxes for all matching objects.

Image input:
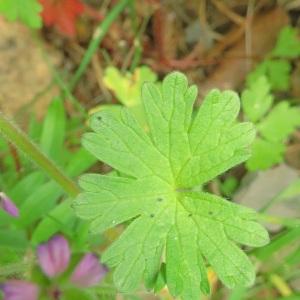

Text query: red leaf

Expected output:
[39,0,84,37]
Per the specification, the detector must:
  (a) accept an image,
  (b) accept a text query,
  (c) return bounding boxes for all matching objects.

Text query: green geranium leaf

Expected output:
[272,26,300,58]
[246,138,285,171]
[74,72,269,299]
[258,102,300,143]
[0,0,42,28]
[247,26,300,92]
[247,60,291,91]
[242,76,273,123]
[267,60,291,91]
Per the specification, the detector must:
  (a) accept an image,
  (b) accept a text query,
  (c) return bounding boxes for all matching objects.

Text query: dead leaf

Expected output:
[39,0,84,37]
[199,8,289,97]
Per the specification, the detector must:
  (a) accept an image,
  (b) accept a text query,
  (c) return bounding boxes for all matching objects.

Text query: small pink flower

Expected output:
[70,253,108,287]
[37,235,70,278]
[0,192,19,217]
[1,235,108,300]
[0,280,39,300]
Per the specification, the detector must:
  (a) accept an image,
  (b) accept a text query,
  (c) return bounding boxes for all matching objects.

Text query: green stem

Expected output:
[69,0,130,90]
[130,14,150,71]
[0,113,80,198]
[52,68,87,118]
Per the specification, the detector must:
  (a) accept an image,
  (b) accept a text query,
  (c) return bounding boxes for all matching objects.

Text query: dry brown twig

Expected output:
[211,0,244,25]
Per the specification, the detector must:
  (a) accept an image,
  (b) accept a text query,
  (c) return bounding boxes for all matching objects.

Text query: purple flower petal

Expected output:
[37,235,70,278]
[0,192,19,217]
[70,253,108,287]
[1,280,39,300]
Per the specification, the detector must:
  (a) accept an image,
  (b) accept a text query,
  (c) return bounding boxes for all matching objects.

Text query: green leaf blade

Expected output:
[0,0,42,28]
[197,219,255,288]
[142,72,195,177]
[241,76,273,123]
[74,71,269,299]
[246,138,285,171]
[40,97,66,163]
[258,101,300,142]
[179,192,268,288]
[166,211,210,299]
[272,26,300,58]
[84,110,172,182]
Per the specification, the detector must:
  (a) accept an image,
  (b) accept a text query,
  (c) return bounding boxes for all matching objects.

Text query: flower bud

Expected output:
[0,280,39,300]
[0,192,19,217]
[70,253,108,287]
[37,235,70,277]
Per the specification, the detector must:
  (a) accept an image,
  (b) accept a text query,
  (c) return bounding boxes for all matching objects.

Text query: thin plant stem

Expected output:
[69,0,131,90]
[0,113,80,198]
[129,14,151,71]
[52,68,87,118]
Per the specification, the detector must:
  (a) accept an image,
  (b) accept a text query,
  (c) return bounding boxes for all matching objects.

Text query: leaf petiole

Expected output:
[0,112,80,198]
